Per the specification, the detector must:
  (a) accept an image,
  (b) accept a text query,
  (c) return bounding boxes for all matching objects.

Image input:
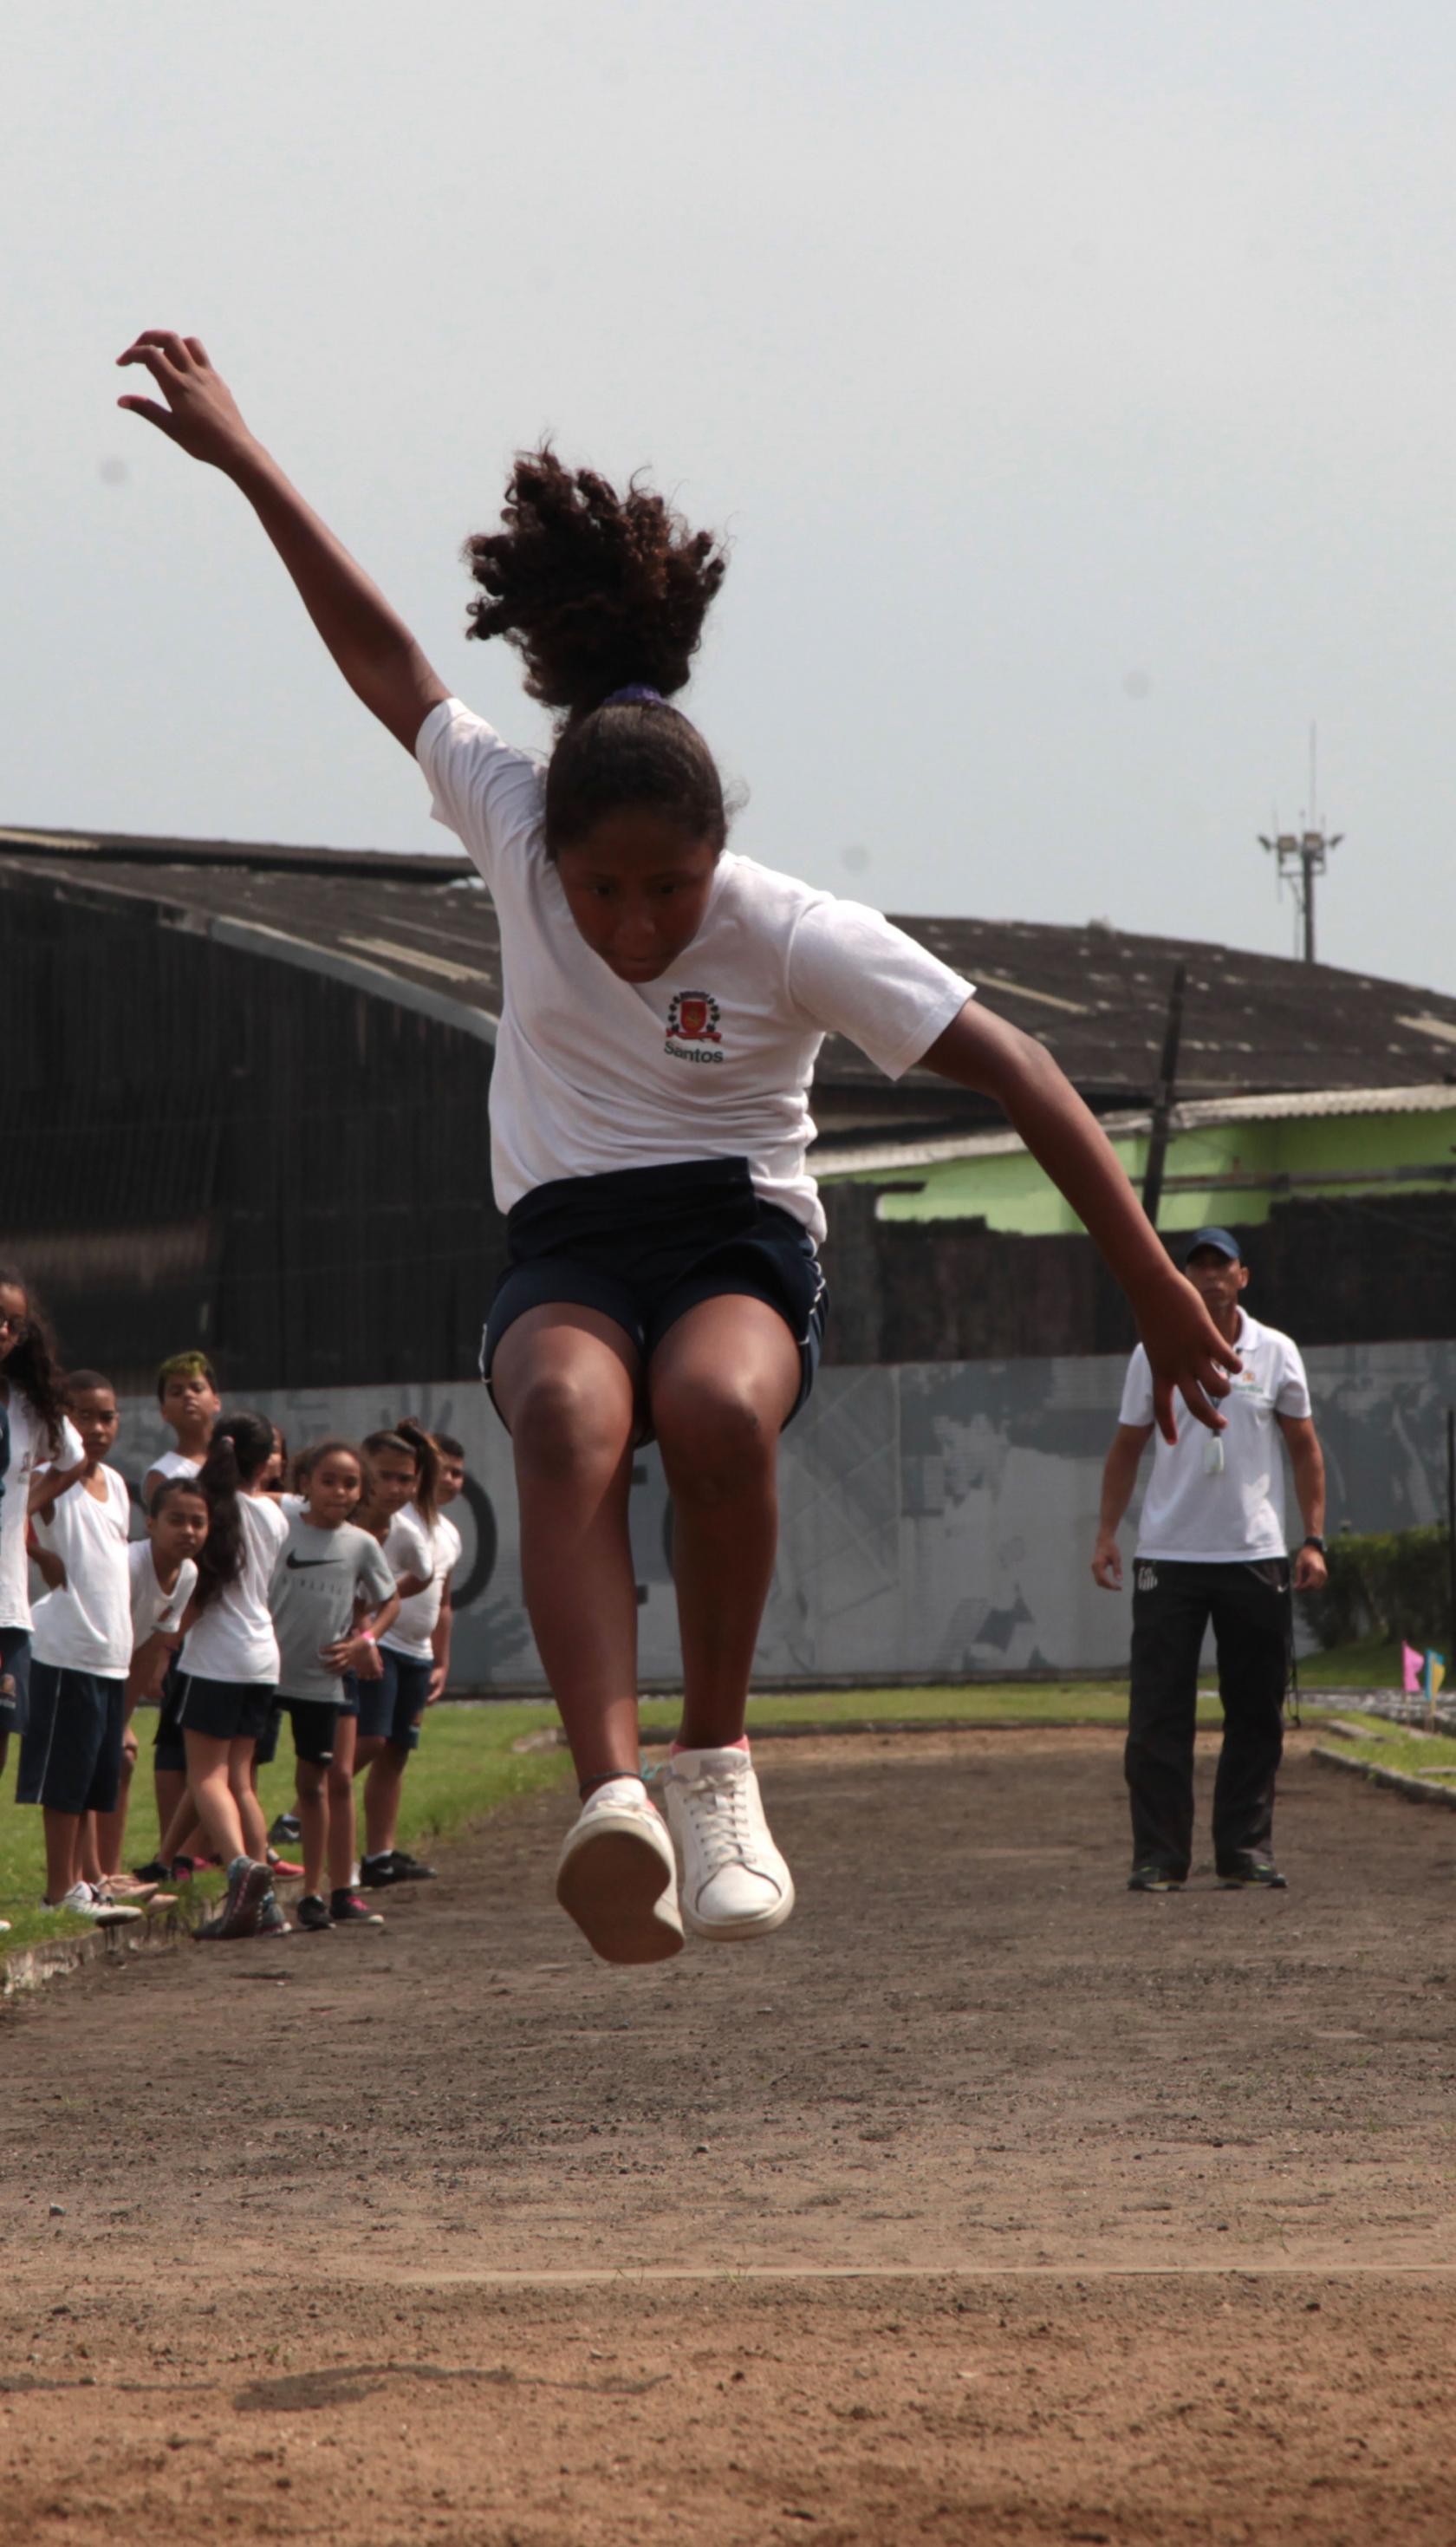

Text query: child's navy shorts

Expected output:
[481,1157,828,1433]
[357,1648,432,1753]
[16,1665,126,1815]
[283,1697,341,1767]
[172,1674,276,1744]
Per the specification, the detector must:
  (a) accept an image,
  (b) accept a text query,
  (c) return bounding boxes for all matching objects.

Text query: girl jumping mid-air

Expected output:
[118,330,1239,1967]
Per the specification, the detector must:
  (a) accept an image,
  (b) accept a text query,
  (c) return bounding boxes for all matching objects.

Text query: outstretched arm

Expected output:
[116,331,448,753]
[921,1000,1240,1438]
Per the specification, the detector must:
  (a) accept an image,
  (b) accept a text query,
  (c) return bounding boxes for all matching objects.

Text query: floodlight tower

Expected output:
[1259,727,1343,963]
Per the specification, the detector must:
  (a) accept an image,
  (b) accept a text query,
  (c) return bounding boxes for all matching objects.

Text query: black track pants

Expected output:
[1125,1558,1290,1877]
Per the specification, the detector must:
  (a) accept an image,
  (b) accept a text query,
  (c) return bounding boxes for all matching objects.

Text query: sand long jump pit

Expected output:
[3,1728,1453,2544]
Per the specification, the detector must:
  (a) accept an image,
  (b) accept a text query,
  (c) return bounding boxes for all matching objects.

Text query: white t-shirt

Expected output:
[1120,1311,1313,1563]
[0,1402,83,1633]
[128,1541,198,1647]
[145,1448,203,1487]
[178,1491,289,1685]
[30,1466,134,1676]
[380,1507,432,1608]
[416,699,973,1244]
[381,1507,463,1660]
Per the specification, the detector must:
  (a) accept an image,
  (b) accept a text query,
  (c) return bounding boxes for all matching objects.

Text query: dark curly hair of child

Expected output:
[0,1263,67,1453]
[463,446,730,857]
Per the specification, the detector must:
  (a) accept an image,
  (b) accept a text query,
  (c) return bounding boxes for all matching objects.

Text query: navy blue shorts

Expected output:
[253,1699,283,1769]
[0,1625,33,1742]
[358,1648,432,1753]
[337,1668,361,1720]
[173,1674,276,1745]
[283,1697,341,1767]
[482,1158,827,1436]
[16,1665,126,1815]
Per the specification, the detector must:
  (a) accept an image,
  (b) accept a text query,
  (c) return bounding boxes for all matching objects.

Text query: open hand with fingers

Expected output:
[1135,1269,1242,1442]
[116,331,257,472]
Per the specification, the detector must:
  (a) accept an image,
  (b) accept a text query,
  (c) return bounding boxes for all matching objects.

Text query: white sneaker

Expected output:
[555,1778,685,1965]
[662,1746,796,1941]
[46,1883,141,1927]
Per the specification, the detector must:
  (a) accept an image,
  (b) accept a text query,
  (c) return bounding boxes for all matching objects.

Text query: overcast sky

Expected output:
[7,2,1456,990]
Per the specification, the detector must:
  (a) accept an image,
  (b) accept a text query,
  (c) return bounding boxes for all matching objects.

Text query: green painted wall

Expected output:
[837,1106,1456,1235]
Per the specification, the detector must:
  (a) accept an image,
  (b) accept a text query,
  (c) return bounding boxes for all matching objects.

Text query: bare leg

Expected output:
[491,1306,644,1787]
[648,1297,800,1749]
[79,1813,105,1886]
[42,1808,82,1905]
[153,1762,189,1854]
[94,1733,136,1879]
[295,1759,328,1897]
[328,1716,359,1894]
[183,1730,249,1863]
[362,1746,409,1859]
[228,1741,268,1861]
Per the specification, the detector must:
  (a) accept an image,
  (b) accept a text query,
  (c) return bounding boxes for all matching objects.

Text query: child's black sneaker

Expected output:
[269,1811,302,1847]
[296,1893,334,1931]
[386,1848,436,1882]
[330,1888,385,1927]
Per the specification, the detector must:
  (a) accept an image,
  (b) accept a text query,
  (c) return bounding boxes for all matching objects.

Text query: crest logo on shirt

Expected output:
[666,990,722,1045]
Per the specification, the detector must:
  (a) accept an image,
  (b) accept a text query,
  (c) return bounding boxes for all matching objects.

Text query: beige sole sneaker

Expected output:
[555,1783,685,1965]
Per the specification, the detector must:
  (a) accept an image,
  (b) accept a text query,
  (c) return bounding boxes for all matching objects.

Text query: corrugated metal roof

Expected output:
[5,825,1456,1118]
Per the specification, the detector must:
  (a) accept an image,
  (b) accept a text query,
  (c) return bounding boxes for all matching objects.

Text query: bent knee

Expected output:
[653,1379,777,1499]
[510,1371,631,1481]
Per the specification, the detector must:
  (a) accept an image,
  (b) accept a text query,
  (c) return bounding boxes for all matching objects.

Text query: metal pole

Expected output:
[1141,961,1186,1230]
[1302,845,1316,963]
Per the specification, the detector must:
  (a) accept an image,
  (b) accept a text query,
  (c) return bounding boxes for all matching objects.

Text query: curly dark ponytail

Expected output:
[0,1264,66,1454]
[192,1410,276,1613]
[463,447,730,856]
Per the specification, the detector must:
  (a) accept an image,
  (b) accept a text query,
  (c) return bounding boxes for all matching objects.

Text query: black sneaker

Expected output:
[330,1888,385,1927]
[386,1848,436,1882]
[1128,1864,1185,1892]
[1218,1856,1288,1889]
[358,1852,402,1888]
[296,1893,334,1931]
[131,1859,169,1885]
[269,1811,302,1847]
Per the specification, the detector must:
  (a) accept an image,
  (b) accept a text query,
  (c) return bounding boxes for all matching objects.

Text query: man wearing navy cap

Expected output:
[1091,1228,1328,1892]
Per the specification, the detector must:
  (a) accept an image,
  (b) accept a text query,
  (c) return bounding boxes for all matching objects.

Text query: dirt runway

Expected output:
[2,1726,1453,2544]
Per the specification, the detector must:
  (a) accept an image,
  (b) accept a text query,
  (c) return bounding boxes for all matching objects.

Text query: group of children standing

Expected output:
[0,1266,465,1943]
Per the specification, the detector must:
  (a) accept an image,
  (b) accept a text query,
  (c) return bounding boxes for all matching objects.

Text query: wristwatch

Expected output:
[1300,1534,1327,1554]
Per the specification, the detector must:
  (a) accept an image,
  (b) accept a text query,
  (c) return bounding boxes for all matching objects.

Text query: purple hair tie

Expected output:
[602,684,664,707]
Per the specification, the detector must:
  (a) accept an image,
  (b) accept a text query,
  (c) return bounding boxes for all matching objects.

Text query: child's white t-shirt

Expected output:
[178,1492,289,1685]
[1119,1311,1313,1564]
[146,1448,203,1486]
[380,1506,464,1660]
[30,1467,134,1677]
[381,1508,433,1609]
[0,1403,83,1633]
[128,1541,198,1648]
[416,700,974,1243]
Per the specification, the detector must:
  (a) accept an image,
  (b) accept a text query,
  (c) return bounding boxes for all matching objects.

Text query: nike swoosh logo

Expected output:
[284,1554,334,1571]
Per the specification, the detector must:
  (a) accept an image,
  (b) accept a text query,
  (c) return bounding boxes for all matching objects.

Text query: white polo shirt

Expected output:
[416,699,973,1245]
[1119,1309,1312,1564]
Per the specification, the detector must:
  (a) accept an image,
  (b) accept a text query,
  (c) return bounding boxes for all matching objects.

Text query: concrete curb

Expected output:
[1311,1745,1456,1812]
[2,1907,192,2001]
